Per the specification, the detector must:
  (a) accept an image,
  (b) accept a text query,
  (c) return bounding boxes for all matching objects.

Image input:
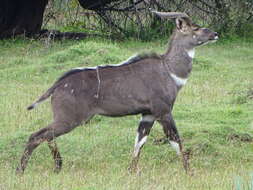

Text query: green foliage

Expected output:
[236,23,253,38]
[0,38,253,189]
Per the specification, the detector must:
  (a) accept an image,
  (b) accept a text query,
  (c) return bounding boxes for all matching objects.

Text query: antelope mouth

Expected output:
[209,35,219,42]
[208,37,218,44]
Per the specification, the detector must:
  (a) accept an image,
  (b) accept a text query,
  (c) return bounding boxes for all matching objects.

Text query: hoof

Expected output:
[128,168,141,175]
[182,149,192,174]
[16,167,24,175]
[128,165,141,175]
[53,167,61,174]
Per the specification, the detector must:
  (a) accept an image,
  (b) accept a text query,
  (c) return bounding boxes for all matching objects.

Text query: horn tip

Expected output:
[149,8,155,13]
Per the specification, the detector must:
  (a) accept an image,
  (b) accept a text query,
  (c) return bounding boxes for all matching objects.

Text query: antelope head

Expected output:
[151,10,218,49]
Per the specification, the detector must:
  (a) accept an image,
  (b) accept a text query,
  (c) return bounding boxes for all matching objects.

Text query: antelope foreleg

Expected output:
[159,113,190,173]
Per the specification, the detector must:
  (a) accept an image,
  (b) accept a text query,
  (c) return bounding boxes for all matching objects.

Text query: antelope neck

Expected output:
[163,45,194,80]
[161,45,195,88]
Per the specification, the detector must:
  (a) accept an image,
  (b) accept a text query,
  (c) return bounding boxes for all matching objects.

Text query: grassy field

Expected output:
[0,37,253,190]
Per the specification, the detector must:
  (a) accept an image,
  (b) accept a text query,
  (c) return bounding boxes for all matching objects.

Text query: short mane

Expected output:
[56,52,161,83]
[121,52,161,66]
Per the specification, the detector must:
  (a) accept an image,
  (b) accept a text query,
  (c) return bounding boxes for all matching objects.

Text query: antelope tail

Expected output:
[27,83,59,110]
[27,67,84,110]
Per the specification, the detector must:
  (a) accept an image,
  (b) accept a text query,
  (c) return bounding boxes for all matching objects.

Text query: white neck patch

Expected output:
[187,49,195,59]
[170,73,188,86]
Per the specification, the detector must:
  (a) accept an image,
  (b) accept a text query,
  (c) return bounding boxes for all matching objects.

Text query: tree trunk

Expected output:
[77,0,118,10]
[0,0,48,39]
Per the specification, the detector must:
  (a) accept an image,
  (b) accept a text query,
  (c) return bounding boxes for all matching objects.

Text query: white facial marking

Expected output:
[193,35,196,39]
[71,89,74,94]
[187,49,195,59]
[64,83,68,88]
[141,115,155,122]
[169,141,181,155]
[170,73,188,86]
[214,36,218,40]
[134,135,147,157]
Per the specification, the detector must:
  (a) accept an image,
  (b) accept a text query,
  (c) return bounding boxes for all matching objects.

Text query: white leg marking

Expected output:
[169,141,181,155]
[143,128,146,134]
[134,134,147,157]
[141,115,155,122]
[64,83,68,88]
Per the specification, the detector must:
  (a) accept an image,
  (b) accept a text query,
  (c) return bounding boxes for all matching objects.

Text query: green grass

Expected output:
[0,37,253,190]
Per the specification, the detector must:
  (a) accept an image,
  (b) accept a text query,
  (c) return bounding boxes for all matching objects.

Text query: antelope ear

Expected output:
[175,17,191,33]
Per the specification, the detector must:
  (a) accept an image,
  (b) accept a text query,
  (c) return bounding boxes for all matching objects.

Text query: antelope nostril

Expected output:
[212,32,219,40]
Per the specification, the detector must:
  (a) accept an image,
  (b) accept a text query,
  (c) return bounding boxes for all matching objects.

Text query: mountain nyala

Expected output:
[17,10,218,174]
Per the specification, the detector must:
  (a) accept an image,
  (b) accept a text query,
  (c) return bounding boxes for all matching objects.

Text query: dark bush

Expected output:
[43,0,253,40]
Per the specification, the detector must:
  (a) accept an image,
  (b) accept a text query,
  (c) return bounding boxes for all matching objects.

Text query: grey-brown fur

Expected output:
[17,11,218,174]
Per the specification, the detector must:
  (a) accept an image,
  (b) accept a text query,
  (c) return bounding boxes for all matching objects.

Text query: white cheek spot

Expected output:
[170,73,188,87]
[187,49,195,59]
[64,83,68,88]
[141,115,155,122]
[71,89,74,94]
[169,141,181,155]
[193,35,196,39]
